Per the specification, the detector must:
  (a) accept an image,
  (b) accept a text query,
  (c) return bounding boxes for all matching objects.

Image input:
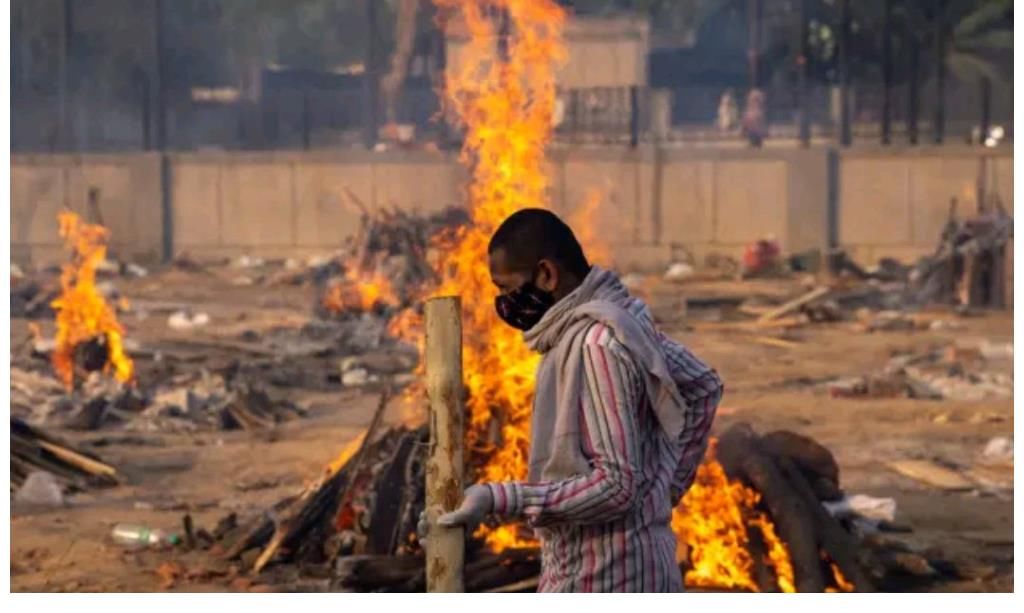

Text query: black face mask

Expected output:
[494,277,556,331]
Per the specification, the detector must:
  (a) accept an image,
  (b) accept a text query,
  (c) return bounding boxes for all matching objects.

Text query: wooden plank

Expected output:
[750,335,800,349]
[484,576,540,593]
[35,439,118,478]
[885,460,974,490]
[757,286,830,324]
[690,316,807,332]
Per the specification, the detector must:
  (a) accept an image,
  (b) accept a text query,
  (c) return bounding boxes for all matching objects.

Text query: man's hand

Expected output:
[437,484,493,528]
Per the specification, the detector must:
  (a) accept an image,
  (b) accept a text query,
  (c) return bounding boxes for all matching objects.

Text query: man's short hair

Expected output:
[488,208,590,277]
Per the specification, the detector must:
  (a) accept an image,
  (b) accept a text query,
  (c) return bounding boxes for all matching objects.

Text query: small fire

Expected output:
[672,441,795,593]
[322,269,400,313]
[829,562,855,593]
[50,211,133,390]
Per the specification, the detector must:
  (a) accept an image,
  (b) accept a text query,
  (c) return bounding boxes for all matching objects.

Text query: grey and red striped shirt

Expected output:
[487,320,723,592]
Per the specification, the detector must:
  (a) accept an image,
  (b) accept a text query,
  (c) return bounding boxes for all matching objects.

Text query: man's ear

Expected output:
[535,259,559,293]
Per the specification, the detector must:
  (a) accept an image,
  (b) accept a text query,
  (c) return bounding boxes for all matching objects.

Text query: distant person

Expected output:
[742,88,767,147]
[717,89,739,132]
[433,208,723,592]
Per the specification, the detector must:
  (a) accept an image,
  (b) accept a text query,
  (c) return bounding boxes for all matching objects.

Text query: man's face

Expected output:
[488,248,559,296]
[488,248,531,295]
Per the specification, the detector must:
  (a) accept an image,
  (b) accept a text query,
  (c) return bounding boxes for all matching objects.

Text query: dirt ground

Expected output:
[8,266,1014,592]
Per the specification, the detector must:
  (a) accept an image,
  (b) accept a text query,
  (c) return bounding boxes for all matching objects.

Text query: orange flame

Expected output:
[829,562,854,592]
[429,0,567,551]
[672,441,796,592]
[50,211,133,389]
[322,269,400,313]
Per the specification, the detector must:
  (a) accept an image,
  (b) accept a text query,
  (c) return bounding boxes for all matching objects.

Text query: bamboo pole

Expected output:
[424,296,465,593]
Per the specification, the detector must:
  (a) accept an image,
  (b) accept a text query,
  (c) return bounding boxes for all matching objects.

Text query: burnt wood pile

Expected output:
[305,202,469,319]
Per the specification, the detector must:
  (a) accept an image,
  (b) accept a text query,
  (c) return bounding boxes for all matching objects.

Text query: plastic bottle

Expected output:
[111,523,181,548]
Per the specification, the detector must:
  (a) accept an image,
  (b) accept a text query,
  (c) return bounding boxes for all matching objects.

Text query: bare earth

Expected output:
[9,268,1014,592]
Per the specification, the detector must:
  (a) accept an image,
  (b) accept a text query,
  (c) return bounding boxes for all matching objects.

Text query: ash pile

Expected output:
[185,417,972,593]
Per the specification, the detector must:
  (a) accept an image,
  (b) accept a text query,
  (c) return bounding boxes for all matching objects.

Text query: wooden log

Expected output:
[691,316,808,332]
[367,431,417,554]
[251,475,331,573]
[334,554,425,589]
[484,576,540,593]
[746,523,780,593]
[221,513,277,561]
[35,439,118,479]
[716,423,826,592]
[423,296,465,593]
[387,427,429,555]
[467,559,540,592]
[334,389,392,526]
[775,456,875,591]
[10,418,119,488]
[760,430,840,488]
[757,286,830,324]
[750,335,800,349]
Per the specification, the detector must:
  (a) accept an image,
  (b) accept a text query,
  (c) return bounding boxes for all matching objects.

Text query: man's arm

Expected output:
[486,325,643,528]
[663,341,723,503]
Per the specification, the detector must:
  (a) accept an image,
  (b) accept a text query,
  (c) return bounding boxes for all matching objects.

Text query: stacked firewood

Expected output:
[714,423,873,592]
[200,410,968,592]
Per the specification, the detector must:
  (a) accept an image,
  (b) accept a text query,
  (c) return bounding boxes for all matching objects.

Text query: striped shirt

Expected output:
[487,322,723,592]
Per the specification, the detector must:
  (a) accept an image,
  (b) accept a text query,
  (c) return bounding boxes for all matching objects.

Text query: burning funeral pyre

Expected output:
[190,0,890,593]
[50,210,135,391]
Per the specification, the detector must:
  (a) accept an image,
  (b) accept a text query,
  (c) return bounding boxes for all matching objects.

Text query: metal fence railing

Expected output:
[12,77,1011,154]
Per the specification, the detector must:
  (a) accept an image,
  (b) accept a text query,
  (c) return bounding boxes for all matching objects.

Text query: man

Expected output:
[436,209,723,592]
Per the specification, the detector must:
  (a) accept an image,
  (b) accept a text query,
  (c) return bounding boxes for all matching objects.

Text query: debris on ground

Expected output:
[167,310,210,331]
[885,460,975,491]
[664,262,695,282]
[823,343,1013,401]
[14,471,66,509]
[981,437,1013,464]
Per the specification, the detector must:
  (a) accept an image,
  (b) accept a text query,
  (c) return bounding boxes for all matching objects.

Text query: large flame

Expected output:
[429,0,567,551]
[50,211,133,389]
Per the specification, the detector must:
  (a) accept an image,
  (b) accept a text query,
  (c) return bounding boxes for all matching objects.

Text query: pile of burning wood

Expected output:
[262,199,469,320]
[189,413,962,592]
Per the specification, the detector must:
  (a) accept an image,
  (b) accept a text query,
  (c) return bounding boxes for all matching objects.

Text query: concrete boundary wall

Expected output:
[11,153,163,264]
[10,146,1012,271]
[837,146,1013,264]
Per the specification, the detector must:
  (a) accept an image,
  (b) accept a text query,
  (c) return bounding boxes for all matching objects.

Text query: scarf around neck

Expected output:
[521,266,689,482]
